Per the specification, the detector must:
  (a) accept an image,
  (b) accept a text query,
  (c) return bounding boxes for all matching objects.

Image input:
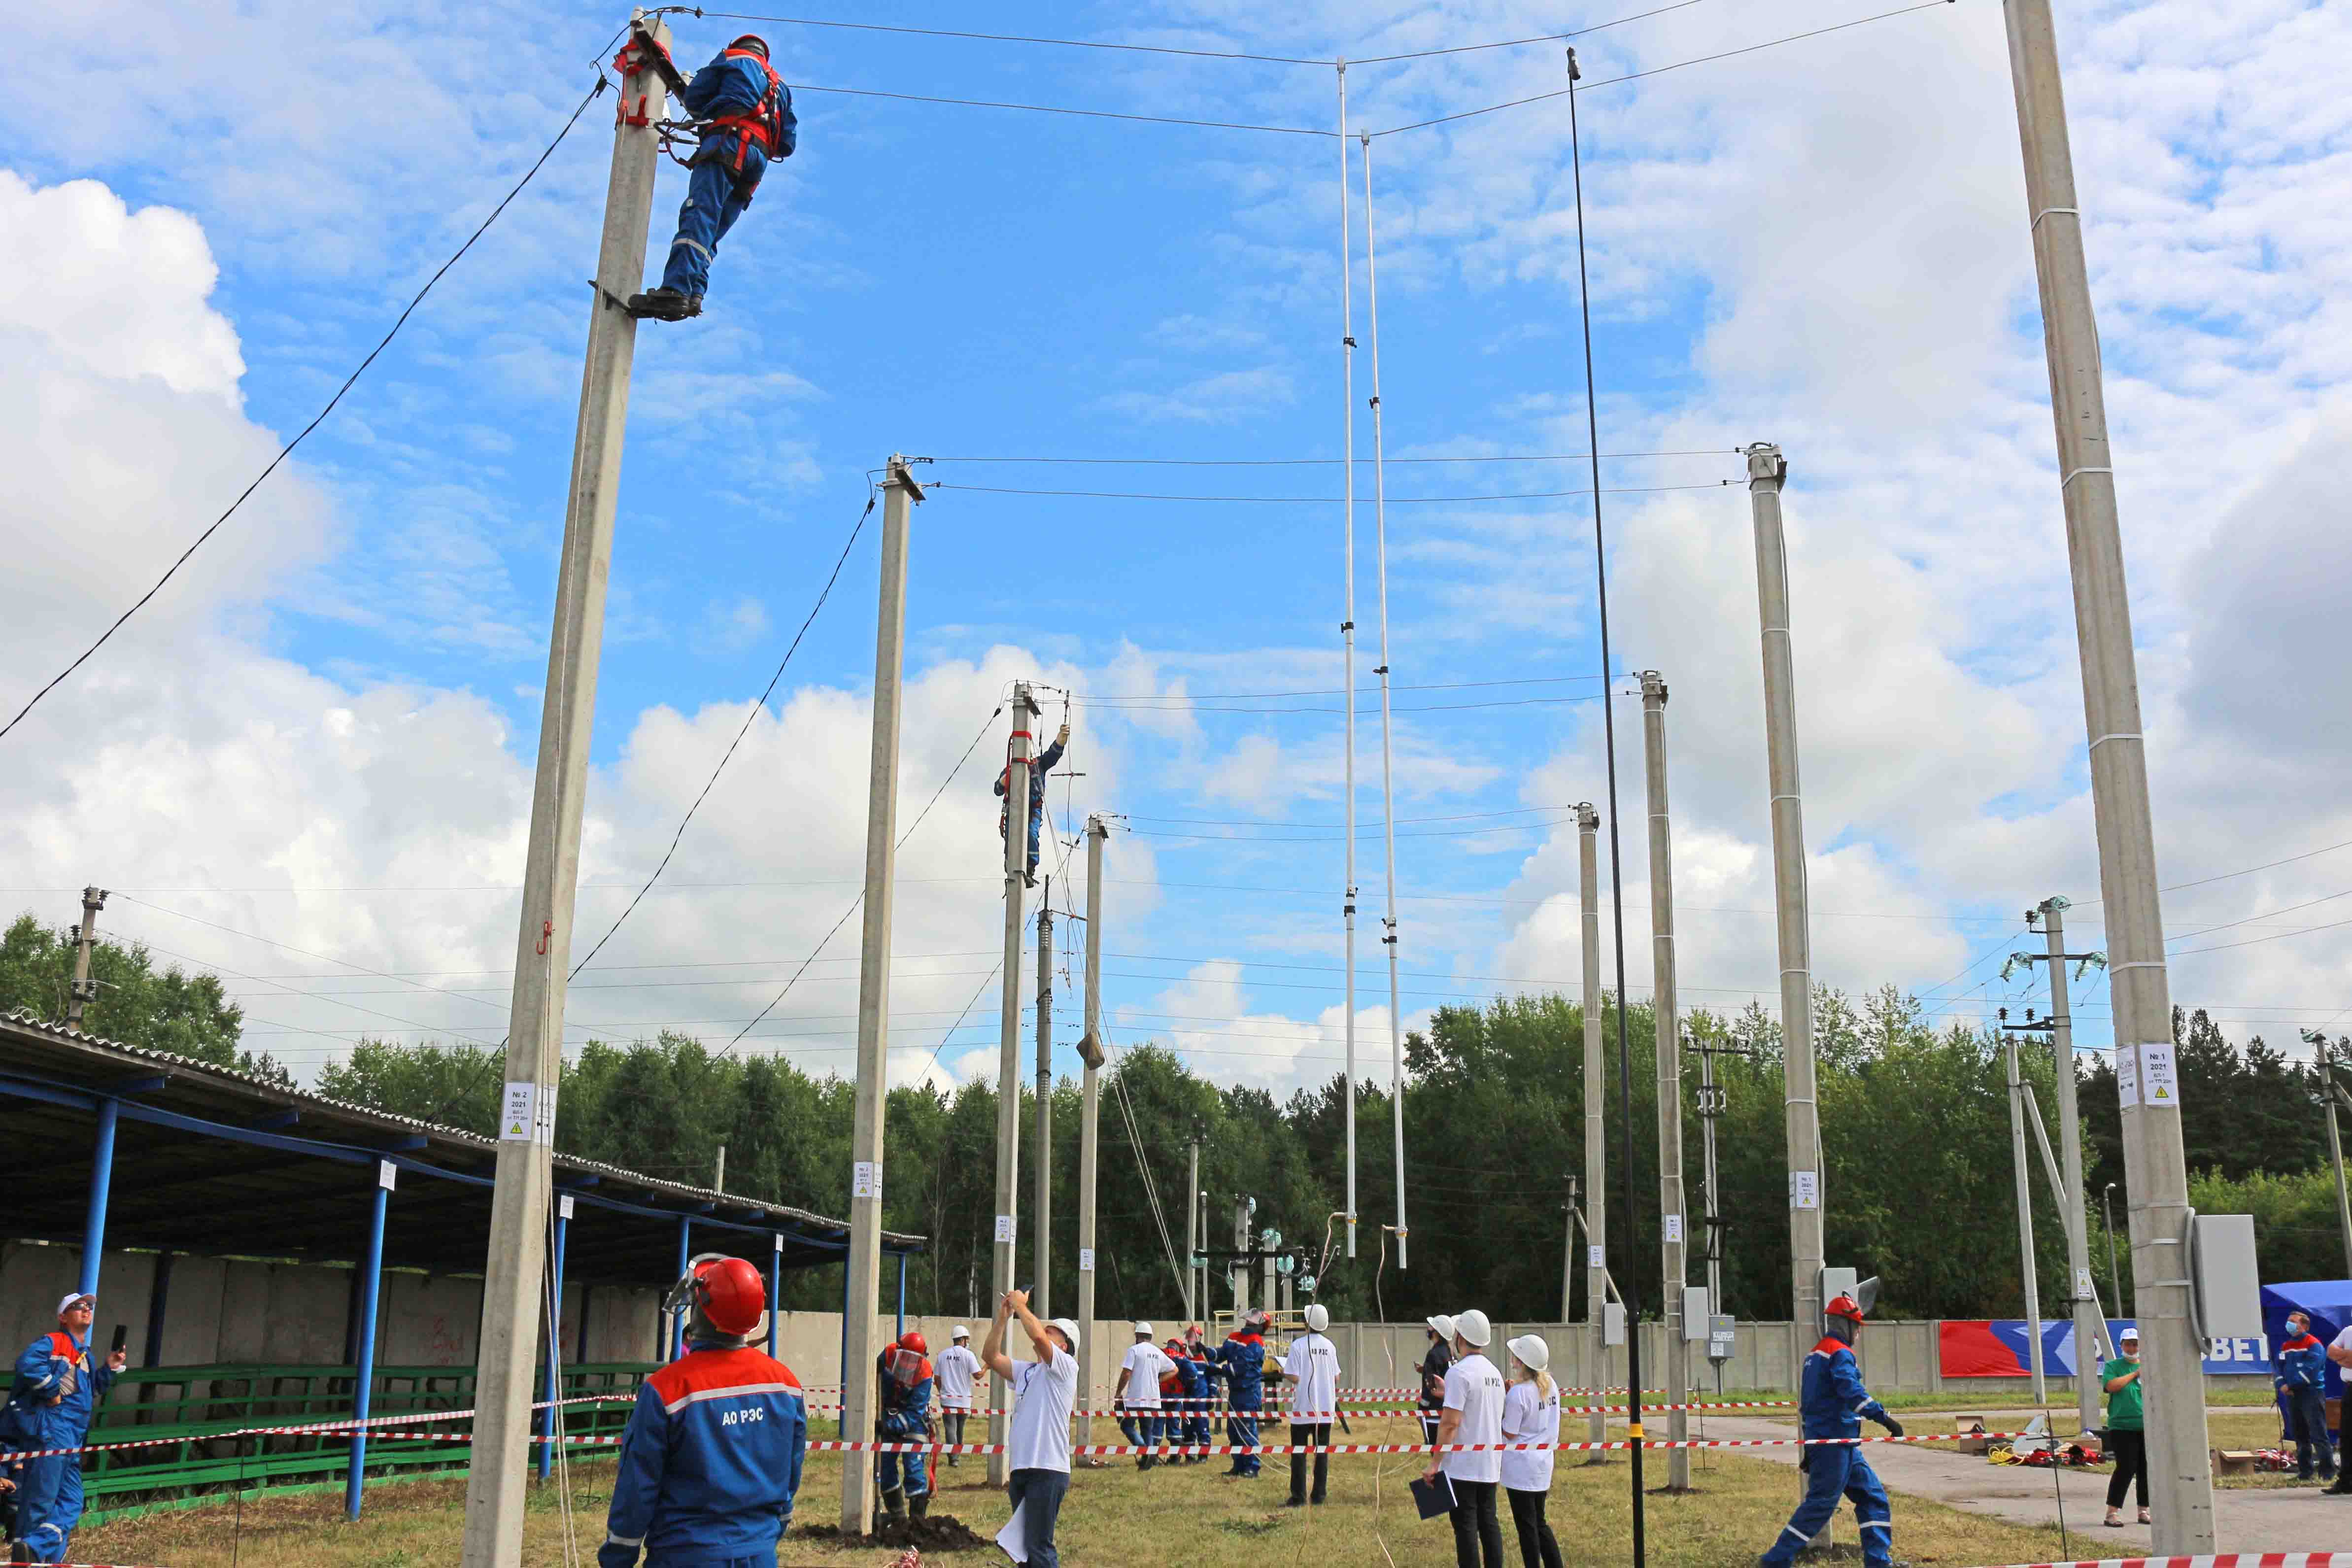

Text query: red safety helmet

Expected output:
[899,1330,928,1356]
[729,34,770,58]
[692,1256,768,1336]
[1824,1293,1866,1328]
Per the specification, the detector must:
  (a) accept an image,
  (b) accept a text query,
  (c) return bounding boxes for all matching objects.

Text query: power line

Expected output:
[1353,0,1715,64]
[1072,674,1605,701]
[920,449,1734,466]
[0,70,613,747]
[931,480,1735,503]
[790,81,1332,136]
[696,9,1329,65]
[566,487,875,979]
[1371,0,1960,136]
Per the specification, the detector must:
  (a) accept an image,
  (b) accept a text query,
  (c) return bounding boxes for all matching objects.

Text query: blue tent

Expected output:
[2262,1279,2349,1440]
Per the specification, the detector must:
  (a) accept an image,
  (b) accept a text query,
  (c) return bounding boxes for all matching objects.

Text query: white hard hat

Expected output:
[951,1325,970,1340]
[1454,1309,1493,1347]
[1304,1304,1329,1332]
[1425,1314,1454,1339]
[1507,1333,1550,1372]
[1051,1318,1082,1352]
[1134,1320,1155,1337]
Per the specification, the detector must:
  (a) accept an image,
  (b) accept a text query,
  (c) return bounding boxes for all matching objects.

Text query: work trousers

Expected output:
[877,1441,927,1498]
[1226,1405,1261,1474]
[1420,1406,1444,1449]
[10,1447,84,1564]
[1505,1486,1564,1568]
[1005,1466,1069,1568]
[1447,1477,1505,1568]
[1288,1422,1330,1503]
[942,1406,968,1463]
[2283,1386,2337,1480]
[657,142,767,300]
[1116,1409,1162,1467]
[2104,1428,2149,1508]
[1762,1446,1892,1568]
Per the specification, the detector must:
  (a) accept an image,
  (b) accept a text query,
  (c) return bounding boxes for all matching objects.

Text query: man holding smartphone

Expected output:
[5,1293,125,1566]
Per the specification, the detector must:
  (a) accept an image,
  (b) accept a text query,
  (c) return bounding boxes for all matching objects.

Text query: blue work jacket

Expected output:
[5,1332,114,1447]
[1797,1336,1886,1440]
[1217,1333,1266,1409]
[879,1366,933,1436]
[994,739,1066,820]
[599,1343,807,1568]
[2276,1332,2329,1391]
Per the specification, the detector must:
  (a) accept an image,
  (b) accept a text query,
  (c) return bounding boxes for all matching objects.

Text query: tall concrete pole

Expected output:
[1745,442,1826,1379]
[2317,1039,2352,1280]
[65,886,105,1029]
[988,684,1038,1486]
[2004,0,2213,1545]
[838,456,920,1532]
[1078,818,1107,1419]
[2004,1031,2048,1404]
[1577,803,1607,1455]
[1641,672,1690,1489]
[1335,61,1361,1264]
[460,21,669,1562]
[1034,887,1055,1320]
[2039,900,2104,1432]
[1185,1137,1200,1325]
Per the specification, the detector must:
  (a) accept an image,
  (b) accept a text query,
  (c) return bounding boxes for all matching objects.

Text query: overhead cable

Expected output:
[0,71,613,747]
[567,487,875,979]
[931,480,1735,503]
[918,449,1734,467]
[791,81,1331,136]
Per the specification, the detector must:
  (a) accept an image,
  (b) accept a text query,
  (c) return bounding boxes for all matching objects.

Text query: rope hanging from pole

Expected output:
[1360,130,1408,1272]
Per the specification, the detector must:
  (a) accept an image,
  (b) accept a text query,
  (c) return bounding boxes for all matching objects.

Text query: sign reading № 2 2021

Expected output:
[1938,1319,2270,1377]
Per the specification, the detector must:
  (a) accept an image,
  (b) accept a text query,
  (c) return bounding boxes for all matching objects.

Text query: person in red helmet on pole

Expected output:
[631,34,797,322]
[1757,1291,1903,1568]
[600,1255,808,1568]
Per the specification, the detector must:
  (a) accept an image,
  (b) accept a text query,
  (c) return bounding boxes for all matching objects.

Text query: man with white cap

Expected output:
[1279,1302,1342,1507]
[934,1325,982,1467]
[1116,1323,1177,1470]
[1423,1308,1506,1568]
[1418,1314,1456,1450]
[6,1292,124,1566]
[982,1290,1080,1568]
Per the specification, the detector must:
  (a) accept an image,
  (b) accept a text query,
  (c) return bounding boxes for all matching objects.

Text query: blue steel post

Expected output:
[895,1253,906,1339]
[671,1218,691,1359]
[768,1234,783,1356]
[346,1163,392,1520]
[79,1098,120,1299]
[539,1197,571,1480]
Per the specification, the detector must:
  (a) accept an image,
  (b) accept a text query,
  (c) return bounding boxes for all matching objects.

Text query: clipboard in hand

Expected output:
[1409,1471,1455,1521]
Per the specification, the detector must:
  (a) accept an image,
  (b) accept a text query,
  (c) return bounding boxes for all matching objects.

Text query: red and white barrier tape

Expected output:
[360,1428,2066,1457]
[1965,1557,2348,1568]
[812,1398,1788,1418]
[0,1392,633,1463]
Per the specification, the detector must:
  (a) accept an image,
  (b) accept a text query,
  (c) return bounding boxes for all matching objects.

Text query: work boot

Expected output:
[11,1542,33,1566]
[880,1485,906,1524]
[910,1492,930,1519]
[625,288,698,321]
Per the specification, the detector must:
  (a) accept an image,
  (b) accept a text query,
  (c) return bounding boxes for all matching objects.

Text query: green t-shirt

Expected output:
[2101,1357,2144,1431]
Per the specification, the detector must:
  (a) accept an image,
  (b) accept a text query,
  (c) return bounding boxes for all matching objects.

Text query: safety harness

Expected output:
[698,49,792,179]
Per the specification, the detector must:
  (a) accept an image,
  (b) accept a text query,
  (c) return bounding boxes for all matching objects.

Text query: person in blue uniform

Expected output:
[994,720,1069,888]
[6,1292,124,1567]
[2274,1311,2335,1486]
[1216,1309,1269,1479]
[631,35,797,321]
[876,1330,934,1521]
[600,1256,807,1568]
[1758,1293,1903,1568]
[1173,1337,1212,1463]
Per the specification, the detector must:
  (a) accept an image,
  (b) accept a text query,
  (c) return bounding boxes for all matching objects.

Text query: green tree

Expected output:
[0,913,284,1081]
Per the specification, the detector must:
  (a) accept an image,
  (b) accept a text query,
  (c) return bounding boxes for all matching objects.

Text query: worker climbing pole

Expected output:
[629,32,799,322]
[995,706,1070,889]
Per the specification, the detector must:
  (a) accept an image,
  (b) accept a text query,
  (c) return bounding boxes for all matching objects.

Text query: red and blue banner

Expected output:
[1937,1320,2272,1378]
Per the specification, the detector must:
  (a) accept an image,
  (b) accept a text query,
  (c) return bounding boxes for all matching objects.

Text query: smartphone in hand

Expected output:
[110,1324,129,1355]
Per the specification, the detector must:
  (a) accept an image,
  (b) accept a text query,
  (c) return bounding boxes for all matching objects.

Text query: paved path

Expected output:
[1696,1414,2348,1555]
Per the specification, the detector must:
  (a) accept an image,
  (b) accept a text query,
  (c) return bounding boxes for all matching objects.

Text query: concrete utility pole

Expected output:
[1185,1134,1201,1325]
[1560,1180,1577,1322]
[1577,803,1607,1455]
[837,455,920,1531]
[65,886,106,1029]
[713,1144,726,1193]
[988,684,1038,1486]
[1034,883,1055,1320]
[1744,441,1826,1380]
[460,21,671,1562]
[1640,672,1690,1489]
[2307,1032,2352,1282]
[1233,1200,1251,1316]
[1078,818,1107,1417]
[2033,899,2105,1432]
[1335,59,1361,1266]
[2003,0,2215,1545]
[2002,1023,2049,1404]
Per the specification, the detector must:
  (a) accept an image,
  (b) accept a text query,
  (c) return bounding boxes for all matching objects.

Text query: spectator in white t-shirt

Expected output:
[1500,1334,1564,1568]
[2326,1323,2352,1497]
[981,1291,1080,1567]
[1423,1308,1506,1568]
[1279,1302,1342,1507]
[1116,1323,1177,1471]
[934,1325,982,1467]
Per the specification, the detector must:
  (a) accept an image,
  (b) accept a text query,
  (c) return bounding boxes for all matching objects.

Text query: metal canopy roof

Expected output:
[0,1011,920,1285]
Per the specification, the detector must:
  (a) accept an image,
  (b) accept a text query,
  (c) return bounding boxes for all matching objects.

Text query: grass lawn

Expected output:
[80,1411,2094,1568]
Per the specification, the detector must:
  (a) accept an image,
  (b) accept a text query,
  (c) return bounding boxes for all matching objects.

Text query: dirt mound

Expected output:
[795,1512,992,1551]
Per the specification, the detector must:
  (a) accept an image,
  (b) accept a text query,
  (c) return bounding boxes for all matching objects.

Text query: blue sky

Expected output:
[6,0,2351,1103]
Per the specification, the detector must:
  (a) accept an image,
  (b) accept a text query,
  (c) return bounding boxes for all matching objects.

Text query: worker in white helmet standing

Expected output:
[934,1325,982,1466]
[1116,1323,1177,1471]
[1500,1334,1564,1568]
[1425,1308,1506,1568]
[1279,1303,1342,1507]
